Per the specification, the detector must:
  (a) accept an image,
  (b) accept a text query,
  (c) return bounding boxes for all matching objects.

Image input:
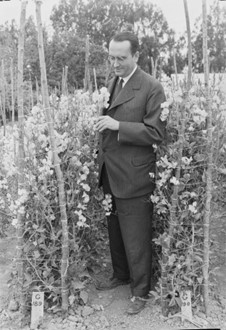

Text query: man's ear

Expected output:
[134,51,139,63]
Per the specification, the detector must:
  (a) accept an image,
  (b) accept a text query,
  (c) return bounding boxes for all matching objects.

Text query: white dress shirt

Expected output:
[119,65,137,88]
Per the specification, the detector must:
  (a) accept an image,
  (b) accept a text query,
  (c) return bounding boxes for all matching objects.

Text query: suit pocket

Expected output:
[131,154,156,167]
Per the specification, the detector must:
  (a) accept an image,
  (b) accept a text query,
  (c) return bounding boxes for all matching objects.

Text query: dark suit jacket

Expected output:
[98,67,166,199]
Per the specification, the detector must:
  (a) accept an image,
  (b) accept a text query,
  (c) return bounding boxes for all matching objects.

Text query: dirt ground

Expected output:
[0,214,226,330]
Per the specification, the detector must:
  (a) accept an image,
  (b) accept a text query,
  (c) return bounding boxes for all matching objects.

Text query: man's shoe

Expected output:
[126,296,146,315]
[96,277,130,291]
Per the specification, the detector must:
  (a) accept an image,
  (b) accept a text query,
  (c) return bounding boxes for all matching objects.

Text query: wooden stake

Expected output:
[35,0,69,313]
[84,35,91,92]
[17,0,28,312]
[1,60,6,136]
[93,67,98,91]
[173,49,179,89]
[183,0,192,89]
[11,58,15,125]
[202,0,212,317]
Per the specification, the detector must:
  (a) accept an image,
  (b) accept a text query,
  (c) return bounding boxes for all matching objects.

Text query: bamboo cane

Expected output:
[84,35,91,92]
[30,77,33,109]
[35,76,39,104]
[62,66,68,95]
[35,0,69,313]
[202,0,212,316]
[10,58,16,161]
[93,67,98,91]
[173,49,179,89]
[11,58,15,125]
[161,102,185,316]
[1,60,6,136]
[183,0,192,89]
[17,0,27,312]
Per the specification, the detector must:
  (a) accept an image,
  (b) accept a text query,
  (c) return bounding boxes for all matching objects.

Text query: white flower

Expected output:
[160,107,169,121]
[152,144,158,152]
[82,184,91,192]
[150,195,159,204]
[181,157,192,165]
[170,177,180,185]
[82,193,90,204]
[149,172,155,179]
[189,202,197,214]
[12,218,18,227]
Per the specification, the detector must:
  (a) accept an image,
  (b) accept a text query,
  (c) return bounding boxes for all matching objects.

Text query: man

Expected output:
[95,31,166,314]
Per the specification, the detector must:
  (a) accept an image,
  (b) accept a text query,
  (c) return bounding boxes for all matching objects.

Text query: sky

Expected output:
[0,0,225,36]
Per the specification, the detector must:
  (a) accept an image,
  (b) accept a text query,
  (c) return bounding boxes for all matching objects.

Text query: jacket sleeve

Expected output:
[118,81,166,146]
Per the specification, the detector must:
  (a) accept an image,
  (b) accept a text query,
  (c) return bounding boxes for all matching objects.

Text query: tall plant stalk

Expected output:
[35,0,69,312]
[1,60,6,135]
[173,49,179,89]
[62,66,68,95]
[84,35,91,92]
[11,58,16,161]
[161,102,186,316]
[17,0,27,311]
[11,58,15,125]
[35,77,39,104]
[183,0,192,88]
[202,0,212,316]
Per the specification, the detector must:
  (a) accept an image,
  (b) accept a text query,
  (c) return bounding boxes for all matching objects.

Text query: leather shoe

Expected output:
[96,277,130,291]
[126,297,146,315]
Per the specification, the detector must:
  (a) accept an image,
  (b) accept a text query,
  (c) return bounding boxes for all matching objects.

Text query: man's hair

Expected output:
[110,31,139,55]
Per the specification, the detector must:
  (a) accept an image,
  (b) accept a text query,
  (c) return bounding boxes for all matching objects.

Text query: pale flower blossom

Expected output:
[189,202,197,214]
[181,157,192,165]
[150,194,159,204]
[160,107,169,121]
[170,177,180,185]
[102,193,112,216]
[149,172,155,179]
[152,144,158,152]
[12,218,18,227]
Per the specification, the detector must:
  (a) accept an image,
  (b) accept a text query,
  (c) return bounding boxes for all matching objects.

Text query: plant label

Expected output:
[180,289,192,320]
[30,292,44,329]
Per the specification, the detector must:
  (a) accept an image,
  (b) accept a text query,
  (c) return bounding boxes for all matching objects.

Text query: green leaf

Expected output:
[194,255,203,263]
[80,290,89,304]
[168,254,176,266]
[34,250,40,259]
[197,277,203,284]
[69,294,76,305]
[72,280,85,290]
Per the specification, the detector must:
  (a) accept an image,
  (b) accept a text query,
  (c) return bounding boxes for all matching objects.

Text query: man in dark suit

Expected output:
[95,31,166,314]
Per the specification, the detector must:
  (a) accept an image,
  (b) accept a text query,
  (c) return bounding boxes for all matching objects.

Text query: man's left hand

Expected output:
[95,116,119,132]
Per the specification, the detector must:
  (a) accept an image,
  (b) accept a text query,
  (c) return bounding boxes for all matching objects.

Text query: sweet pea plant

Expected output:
[0,77,225,314]
[151,74,226,315]
[0,87,112,310]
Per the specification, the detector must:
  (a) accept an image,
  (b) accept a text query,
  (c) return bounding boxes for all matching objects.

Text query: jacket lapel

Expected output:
[107,67,142,112]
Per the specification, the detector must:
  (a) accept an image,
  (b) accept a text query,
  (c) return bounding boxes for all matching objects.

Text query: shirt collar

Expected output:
[119,65,137,87]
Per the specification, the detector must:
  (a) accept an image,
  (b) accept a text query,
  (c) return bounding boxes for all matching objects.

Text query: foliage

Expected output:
[50,0,179,79]
[150,74,226,311]
[0,88,111,310]
[192,0,226,73]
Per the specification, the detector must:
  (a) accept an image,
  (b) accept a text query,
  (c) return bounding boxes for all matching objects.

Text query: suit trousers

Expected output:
[101,165,153,297]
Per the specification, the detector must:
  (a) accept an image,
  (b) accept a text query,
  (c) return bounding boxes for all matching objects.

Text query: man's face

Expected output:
[108,40,139,78]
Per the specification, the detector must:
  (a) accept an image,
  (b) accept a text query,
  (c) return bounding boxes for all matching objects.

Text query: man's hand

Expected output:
[95,116,119,132]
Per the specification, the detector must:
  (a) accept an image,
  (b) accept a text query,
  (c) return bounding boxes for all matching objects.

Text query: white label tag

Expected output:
[180,290,192,320]
[31,292,44,329]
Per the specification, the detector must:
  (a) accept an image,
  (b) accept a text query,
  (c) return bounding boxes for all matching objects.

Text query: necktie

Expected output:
[112,78,124,102]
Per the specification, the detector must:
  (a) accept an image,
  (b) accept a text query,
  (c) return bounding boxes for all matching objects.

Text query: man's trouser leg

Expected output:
[101,165,130,280]
[115,195,153,297]
[101,165,153,295]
